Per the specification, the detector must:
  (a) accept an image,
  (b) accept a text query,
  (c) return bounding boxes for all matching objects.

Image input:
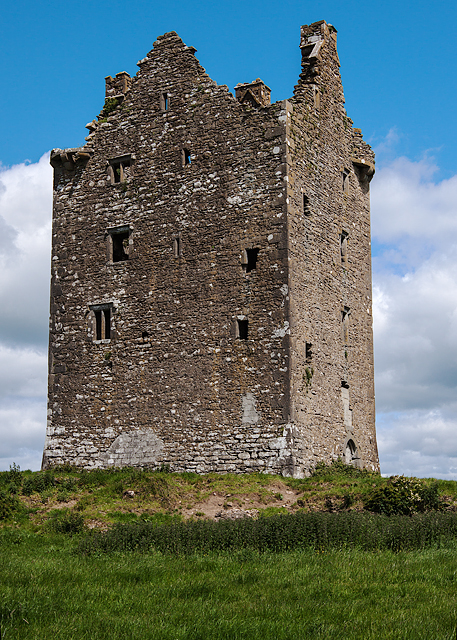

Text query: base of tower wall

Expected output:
[42,422,379,478]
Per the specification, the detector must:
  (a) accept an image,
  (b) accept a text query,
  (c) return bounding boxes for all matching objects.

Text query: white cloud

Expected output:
[371,156,457,249]
[377,410,457,479]
[0,344,47,398]
[0,400,45,472]
[372,157,457,477]
[0,155,52,471]
[0,153,52,348]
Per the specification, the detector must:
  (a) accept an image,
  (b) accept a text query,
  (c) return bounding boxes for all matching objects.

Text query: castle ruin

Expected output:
[43,20,379,477]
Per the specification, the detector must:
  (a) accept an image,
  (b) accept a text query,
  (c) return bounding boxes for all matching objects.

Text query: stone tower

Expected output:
[43,20,379,476]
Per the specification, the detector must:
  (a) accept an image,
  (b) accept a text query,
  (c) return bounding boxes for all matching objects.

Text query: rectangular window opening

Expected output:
[342,169,350,193]
[305,342,312,364]
[303,194,311,216]
[173,236,182,257]
[237,319,249,340]
[182,149,191,166]
[109,155,132,184]
[112,230,130,262]
[244,248,259,273]
[161,92,169,111]
[93,306,112,341]
[340,231,348,265]
[342,306,350,344]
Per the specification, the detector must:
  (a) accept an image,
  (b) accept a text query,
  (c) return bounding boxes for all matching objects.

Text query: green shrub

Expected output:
[0,490,22,520]
[312,458,368,478]
[58,476,78,492]
[74,495,93,512]
[46,509,85,535]
[364,476,442,515]
[1,463,23,488]
[77,466,145,489]
[56,490,69,503]
[101,97,120,116]
[22,471,56,496]
[77,510,457,556]
[144,474,170,498]
[111,479,124,497]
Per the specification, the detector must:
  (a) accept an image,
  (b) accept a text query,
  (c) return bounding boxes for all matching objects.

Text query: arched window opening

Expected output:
[344,439,357,465]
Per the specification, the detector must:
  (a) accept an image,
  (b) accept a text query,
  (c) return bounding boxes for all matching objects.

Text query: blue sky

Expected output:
[2,0,457,174]
[2,0,457,476]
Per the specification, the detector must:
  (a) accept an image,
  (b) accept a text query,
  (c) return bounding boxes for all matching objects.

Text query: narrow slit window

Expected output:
[303,194,310,216]
[237,319,249,340]
[104,309,111,340]
[95,310,102,341]
[342,169,350,193]
[182,149,191,166]
[243,248,259,273]
[173,237,182,257]
[160,92,169,111]
[340,231,348,265]
[342,306,350,344]
[305,342,312,364]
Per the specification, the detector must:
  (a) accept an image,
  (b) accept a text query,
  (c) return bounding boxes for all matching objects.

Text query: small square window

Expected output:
[242,248,259,273]
[108,155,132,184]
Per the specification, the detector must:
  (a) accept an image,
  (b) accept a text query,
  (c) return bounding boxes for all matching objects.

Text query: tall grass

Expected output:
[77,510,457,556]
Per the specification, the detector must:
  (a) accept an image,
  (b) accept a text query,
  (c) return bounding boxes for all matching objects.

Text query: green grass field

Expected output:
[1,532,457,639]
[2,463,457,639]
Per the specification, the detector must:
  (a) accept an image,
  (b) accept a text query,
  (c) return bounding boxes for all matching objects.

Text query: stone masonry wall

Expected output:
[286,22,378,473]
[43,22,379,476]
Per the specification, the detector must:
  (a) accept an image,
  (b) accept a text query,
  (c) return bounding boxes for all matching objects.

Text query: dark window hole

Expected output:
[183,149,191,166]
[244,248,259,273]
[112,231,129,262]
[303,194,310,215]
[305,342,312,364]
[237,319,248,340]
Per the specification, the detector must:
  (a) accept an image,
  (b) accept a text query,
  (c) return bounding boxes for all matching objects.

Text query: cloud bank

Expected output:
[0,154,52,471]
[372,156,457,477]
